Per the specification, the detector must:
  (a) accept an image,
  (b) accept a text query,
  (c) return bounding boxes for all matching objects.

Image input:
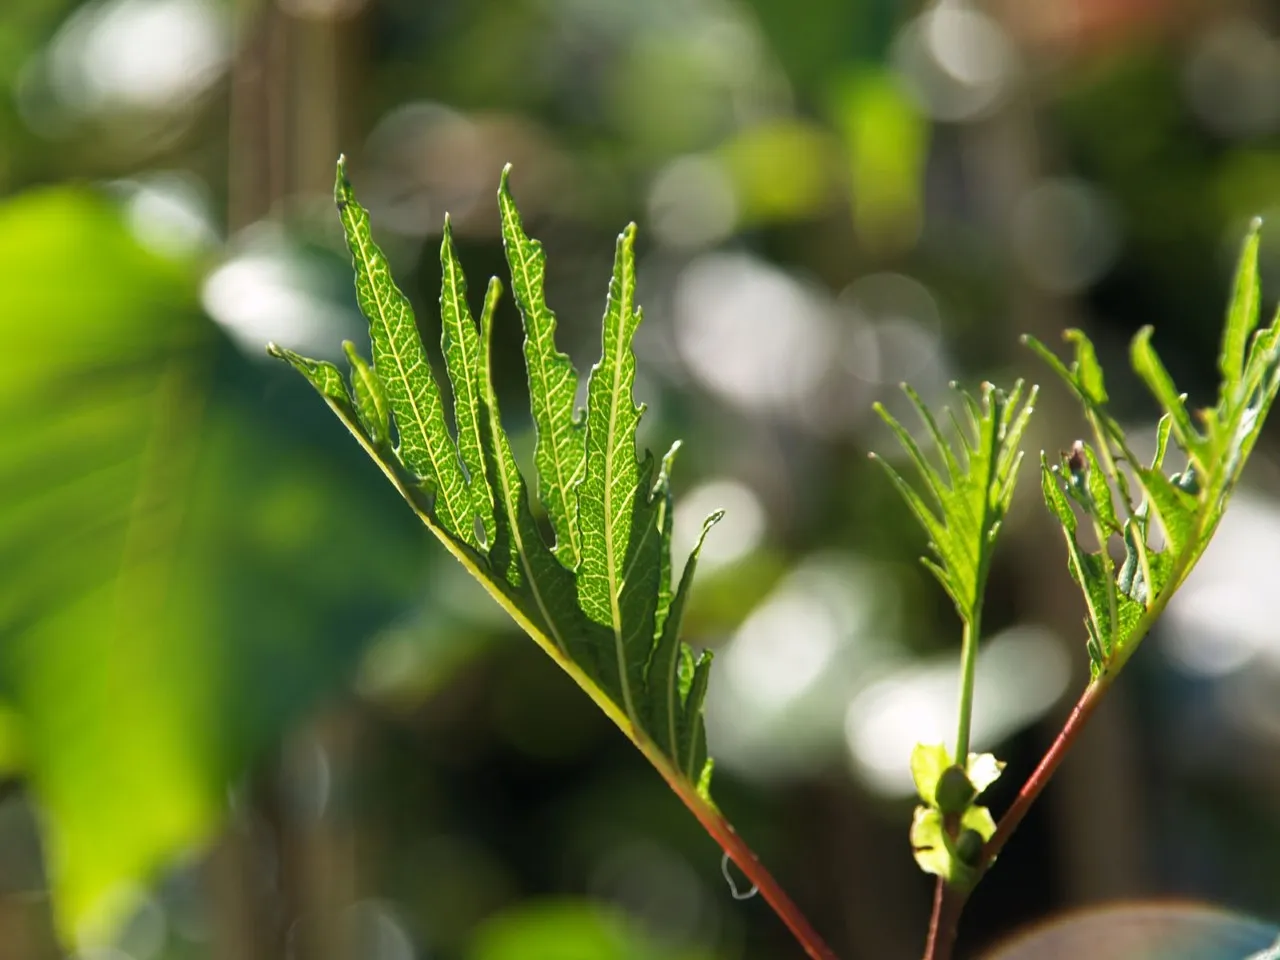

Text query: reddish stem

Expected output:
[922,878,967,960]
[981,677,1107,870]
[650,752,839,960]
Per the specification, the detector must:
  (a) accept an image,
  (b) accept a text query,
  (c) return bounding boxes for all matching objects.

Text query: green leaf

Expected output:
[679,650,713,784]
[910,742,950,806]
[498,165,586,568]
[1080,443,1121,535]
[872,381,1036,626]
[334,157,476,546]
[909,804,996,888]
[576,223,660,724]
[647,508,722,765]
[1132,464,1196,559]
[1041,452,1149,670]
[1040,452,1076,532]
[1222,218,1262,388]
[471,899,716,960]
[1151,413,1173,471]
[1028,223,1280,678]
[440,216,496,546]
[474,277,591,666]
[965,752,1004,794]
[910,806,952,881]
[961,803,997,842]
[1065,328,1108,405]
[267,345,352,409]
[651,441,681,639]
[2,187,428,949]
[1131,327,1202,467]
[277,161,720,799]
[341,340,390,448]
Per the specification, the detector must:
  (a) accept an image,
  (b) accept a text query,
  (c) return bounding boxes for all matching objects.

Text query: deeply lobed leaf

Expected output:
[576,224,661,724]
[1029,220,1280,676]
[871,381,1036,626]
[272,159,720,792]
[333,158,477,546]
[440,217,496,546]
[498,166,587,569]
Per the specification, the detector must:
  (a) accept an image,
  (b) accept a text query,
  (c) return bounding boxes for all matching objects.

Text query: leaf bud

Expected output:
[935,765,976,814]
[1066,440,1087,475]
[954,828,984,866]
[1173,464,1200,494]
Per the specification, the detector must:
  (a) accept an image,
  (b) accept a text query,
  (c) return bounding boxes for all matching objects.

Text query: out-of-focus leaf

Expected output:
[830,63,927,255]
[0,187,425,946]
[910,743,950,806]
[469,899,716,960]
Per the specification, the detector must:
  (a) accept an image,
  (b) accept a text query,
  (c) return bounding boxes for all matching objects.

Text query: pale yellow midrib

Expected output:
[504,209,581,568]
[603,264,637,726]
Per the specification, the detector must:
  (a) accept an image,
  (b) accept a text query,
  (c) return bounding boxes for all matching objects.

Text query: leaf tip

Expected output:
[334,155,352,207]
[1250,215,1264,233]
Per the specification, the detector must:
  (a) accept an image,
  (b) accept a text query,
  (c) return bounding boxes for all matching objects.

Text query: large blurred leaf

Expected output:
[469,899,716,960]
[0,187,425,944]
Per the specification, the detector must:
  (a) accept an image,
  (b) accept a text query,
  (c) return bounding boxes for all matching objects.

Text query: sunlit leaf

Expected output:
[1028,226,1280,677]
[910,742,950,806]
[334,158,475,546]
[871,381,1035,627]
[498,166,586,569]
[440,217,496,546]
[275,160,721,802]
[965,752,1005,794]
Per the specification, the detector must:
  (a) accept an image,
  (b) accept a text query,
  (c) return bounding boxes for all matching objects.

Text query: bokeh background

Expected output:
[3,0,1280,957]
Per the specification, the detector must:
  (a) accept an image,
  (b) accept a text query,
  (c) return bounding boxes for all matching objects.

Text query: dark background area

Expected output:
[2,0,1280,957]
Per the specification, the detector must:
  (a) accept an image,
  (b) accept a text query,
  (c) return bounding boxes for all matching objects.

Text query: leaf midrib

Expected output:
[508,221,582,567]
[442,251,485,486]
[604,272,636,724]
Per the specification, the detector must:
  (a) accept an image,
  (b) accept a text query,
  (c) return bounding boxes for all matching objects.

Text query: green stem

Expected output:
[954,608,981,762]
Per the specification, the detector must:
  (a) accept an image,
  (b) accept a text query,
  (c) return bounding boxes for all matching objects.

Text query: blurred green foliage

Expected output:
[0,185,430,941]
[2,0,1280,957]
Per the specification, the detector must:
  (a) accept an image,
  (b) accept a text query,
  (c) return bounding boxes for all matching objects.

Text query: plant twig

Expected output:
[923,877,967,960]
[980,676,1107,871]
[649,746,839,960]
